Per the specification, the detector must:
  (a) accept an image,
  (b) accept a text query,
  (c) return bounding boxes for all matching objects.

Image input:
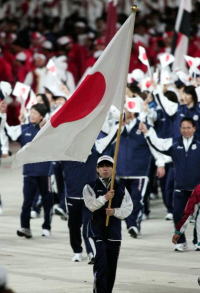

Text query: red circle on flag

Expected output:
[127,101,135,109]
[146,81,151,88]
[165,54,170,61]
[143,53,147,60]
[51,72,106,127]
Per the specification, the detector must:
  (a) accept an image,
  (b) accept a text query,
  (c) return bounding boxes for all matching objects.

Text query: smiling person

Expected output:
[140,117,200,252]
[83,155,133,293]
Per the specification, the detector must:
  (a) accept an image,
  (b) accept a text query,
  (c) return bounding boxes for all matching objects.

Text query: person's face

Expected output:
[0,100,7,113]
[183,92,194,106]
[36,95,43,103]
[29,108,43,124]
[124,110,135,124]
[180,121,196,138]
[55,97,66,106]
[97,163,113,179]
[34,57,45,67]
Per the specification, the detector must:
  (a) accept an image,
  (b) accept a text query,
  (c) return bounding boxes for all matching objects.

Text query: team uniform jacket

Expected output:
[6,122,51,176]
[83,178,133,241]
[145,127,200,190]
[154,86,200,139]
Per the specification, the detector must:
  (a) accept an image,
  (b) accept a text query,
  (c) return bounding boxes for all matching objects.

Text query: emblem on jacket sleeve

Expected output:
[192,144,197,150]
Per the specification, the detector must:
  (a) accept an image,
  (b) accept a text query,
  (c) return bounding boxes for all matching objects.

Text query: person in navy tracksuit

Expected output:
[6,103,53,238]
[83,155,133,293]
[61,148,100,263]
[155,85,200,140]
[153,90,179,220]
[60,126,120,263]
[140,117,200,251]
[106,114,152,238]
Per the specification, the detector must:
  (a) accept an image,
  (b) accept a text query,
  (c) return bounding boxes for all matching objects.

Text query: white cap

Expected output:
[42,40,53,50]
[93,50,103,59]
[0,266,7,287]
[33,53,46,61]
[57,36,72,45]
[75,21,86,28]
[131,69,145,82]
[56,55,67,63]
[97,155,114,166]
[16,52,27,61]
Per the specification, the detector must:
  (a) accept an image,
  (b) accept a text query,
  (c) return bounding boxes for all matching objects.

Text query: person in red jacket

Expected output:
[172,184,200,251]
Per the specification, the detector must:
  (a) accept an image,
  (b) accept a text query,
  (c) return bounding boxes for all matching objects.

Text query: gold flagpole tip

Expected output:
[131,1,139,12]
[131,5,138,12]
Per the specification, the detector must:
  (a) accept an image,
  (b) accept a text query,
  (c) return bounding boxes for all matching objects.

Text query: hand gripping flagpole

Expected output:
[106,0,138,227]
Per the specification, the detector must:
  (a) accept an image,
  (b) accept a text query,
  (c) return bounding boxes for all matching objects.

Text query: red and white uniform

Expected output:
[176,185,200,243]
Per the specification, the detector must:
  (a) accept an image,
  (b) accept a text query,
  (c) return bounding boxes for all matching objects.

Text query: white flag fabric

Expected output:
[125,96,143,113]
[12,82,30,104]
[158,53,175,68]
[184,55,200,76]
[138,46,150,67]
[13,13,135,166]
[172,0,192,72]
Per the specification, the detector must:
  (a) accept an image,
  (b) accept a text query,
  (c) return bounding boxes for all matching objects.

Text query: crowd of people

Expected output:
[1,0,200,292]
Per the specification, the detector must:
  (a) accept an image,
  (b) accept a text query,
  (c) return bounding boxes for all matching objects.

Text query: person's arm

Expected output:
[83,184,114,212]
[139,122,173,156]
[5,122,22,141]
[0,129,9,156]
[0,113,9,156]
[95,123,119,154]
[113,188,133,220]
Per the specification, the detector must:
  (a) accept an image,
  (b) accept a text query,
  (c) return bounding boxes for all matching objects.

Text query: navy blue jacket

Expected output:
[61,149,99,198]
[107,120,152,177]
[147,135,200,190]
[157,94,200,139]
[88,178,125,241]
[155,108,174,139]
[18,123,51,176]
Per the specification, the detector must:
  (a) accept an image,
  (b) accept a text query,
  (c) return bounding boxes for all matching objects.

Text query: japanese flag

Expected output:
[125,96,143,113]
[158,53,175,68]
[13,13,136,166]
[12,82,30,104]
[138,46,150,67]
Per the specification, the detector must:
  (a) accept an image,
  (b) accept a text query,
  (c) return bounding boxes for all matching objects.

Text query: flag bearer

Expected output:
[83,155,133,293]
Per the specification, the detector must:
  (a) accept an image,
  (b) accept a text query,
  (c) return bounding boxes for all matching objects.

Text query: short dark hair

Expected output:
[31,103,48,117]
[180,117,196,127]
[36,93,50,113]
[164,91,178,103]
[183,85,198,105]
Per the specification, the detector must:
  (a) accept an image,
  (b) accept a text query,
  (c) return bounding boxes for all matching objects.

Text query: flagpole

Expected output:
[106,1,138,227]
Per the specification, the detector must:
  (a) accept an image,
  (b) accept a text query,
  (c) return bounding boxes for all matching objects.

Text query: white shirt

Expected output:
[183,136,193,152]
[125,118,137,133]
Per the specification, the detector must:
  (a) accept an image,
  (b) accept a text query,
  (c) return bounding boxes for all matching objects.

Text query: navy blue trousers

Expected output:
[54,163,66,212]
[21,176,53,230]
[121,178,146,231]
[159,164,174,214]
[67,198,93,254]
[173,189,192,244]
[93,239,120,293]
